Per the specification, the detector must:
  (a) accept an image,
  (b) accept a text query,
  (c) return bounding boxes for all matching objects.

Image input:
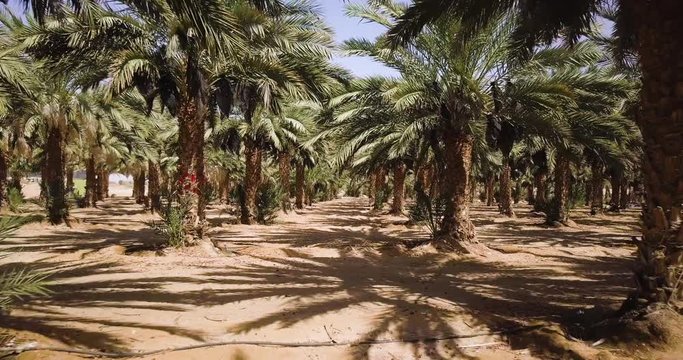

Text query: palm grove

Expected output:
[0,0,680,316]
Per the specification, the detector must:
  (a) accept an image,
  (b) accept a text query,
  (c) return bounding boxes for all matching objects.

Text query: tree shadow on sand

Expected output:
[0,198,638,359]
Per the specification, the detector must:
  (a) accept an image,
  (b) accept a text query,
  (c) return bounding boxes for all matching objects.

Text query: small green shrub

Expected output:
[162,205,187,248]
[149,194,190,248]
[408,190,446,239]
[71,189,87,208]
[256,180,282,225]
[7,187,24,213]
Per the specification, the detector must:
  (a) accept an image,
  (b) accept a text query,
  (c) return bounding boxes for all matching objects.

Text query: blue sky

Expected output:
[2,0,398,78]
[319,0,398,77]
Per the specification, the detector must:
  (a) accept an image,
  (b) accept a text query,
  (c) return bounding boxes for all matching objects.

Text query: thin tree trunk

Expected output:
[547,154,570,225]
[45,123,67,224]
[96,167,107,201]
[584,181,591,207]
[221,172,231,205]
[439,126,476,245]
[295,162,305,210]
[533,170,547,212]
[241,138,262,224]
[0,147,7,208]
[590,163,604,215]
[368,170,377,203]
[39,159,47,200]
[373,167,386,209]
[390,162,407,215]
[485,176,495,207]
[499,158,514,217]
[620,177,629,209]
[101,169,109,199]
[85,154,97,207]
[622,0,683,306]
[278,151,292,212]
[133,171,145,204]
[526,183,535,206]
[148,160,161,214]
[609,173,622,212]
[66,166,74,194]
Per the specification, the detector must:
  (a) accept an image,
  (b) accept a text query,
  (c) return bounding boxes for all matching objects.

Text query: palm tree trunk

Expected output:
[499,158,514,216]
[241,138,262,224]
[85,155,97,207]
[101,168,109,199]
[391,162,407,215]
[295,162,305,210]
[45,123,68,224]
[148,160,161,214]
[0,146,7,208]
[609,173,622,212]
[278,151,292,212]
[547,154,570,225]
[66,166,74,194]
[223,173,231,204]
[177,96,206,237]
[96,167,107,201]
[620,178,629,209]
[39,159,47,200]
[533,170,547,212]
[439,126,476,245]
[485,176,495,206]
[623,0,683,306]
[368,171,376,202]
[136,170,146,205]
[590,163,604,215]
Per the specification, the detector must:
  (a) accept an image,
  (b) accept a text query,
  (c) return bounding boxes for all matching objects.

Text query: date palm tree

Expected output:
[343,2,517,247]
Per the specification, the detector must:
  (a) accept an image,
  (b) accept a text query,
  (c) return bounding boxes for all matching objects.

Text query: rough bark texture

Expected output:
[439,126,476,245]
[85,155,97,207]
[278,151,292,212]
[148,160,161,214]
[367,171,376,203]
[177,96,206,237]
[533,170,547,212]
[391,162,407,215]
[499,159,514,217]
[45,124,67,224]
[485,176,495,207]
[97,167,108,201]
[241,138,262,225]
[101,169,109,199]
[590,163,604,215]
[609,173,622,212]
[134,171,146,205]
[0,147,7,208]
[547,154,570,225]
[373,167,386,209]
[295,162,305,210]
[623,0,683,307]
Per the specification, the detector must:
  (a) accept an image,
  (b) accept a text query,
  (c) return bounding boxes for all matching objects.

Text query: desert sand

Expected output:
[1,195,672,359]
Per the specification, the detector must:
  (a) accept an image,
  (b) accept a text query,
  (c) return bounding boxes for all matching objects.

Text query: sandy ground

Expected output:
[0,196,652,359]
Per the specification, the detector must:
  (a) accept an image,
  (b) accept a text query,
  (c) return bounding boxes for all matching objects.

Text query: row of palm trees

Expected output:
[0,0,680,311]
[387,0,683,308]
[0,1,347,233]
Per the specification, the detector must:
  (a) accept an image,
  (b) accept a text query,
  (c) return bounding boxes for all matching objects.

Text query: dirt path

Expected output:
[1,197,640,359]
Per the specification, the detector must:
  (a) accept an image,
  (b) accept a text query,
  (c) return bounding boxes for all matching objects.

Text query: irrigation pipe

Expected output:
[0,324,541,358]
